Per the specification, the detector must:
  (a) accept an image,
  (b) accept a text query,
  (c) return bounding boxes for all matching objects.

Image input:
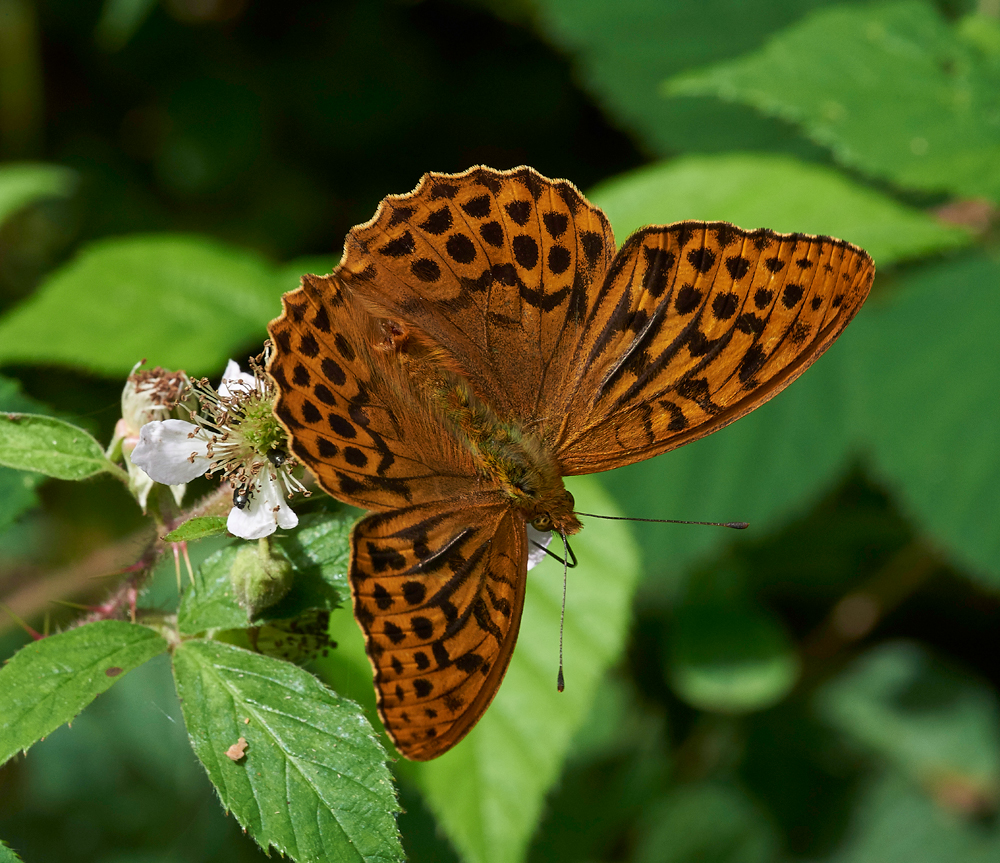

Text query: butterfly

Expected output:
[267,166,875,760]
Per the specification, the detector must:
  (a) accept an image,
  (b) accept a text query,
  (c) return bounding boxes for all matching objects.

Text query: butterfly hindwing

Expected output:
[555,222,875,474]
[268,273,479,511]
[350,495,527,761]
[336,165,616,427]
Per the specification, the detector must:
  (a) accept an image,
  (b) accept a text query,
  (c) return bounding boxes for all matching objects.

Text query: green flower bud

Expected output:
[230,538,294,619]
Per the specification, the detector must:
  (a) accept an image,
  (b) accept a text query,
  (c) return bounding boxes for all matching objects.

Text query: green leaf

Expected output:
[0,621,168,765]
[171,639,403,863]
[0,234,279,377]
[633,782,779,863]
[847,253,1000,587]
[178,510,352,634]
[0,414,118,481]
[0,838,23,863]
[827,771,1000,863]
[406,475,642,863]
[534,0,837,157]
[0,376,50,535]
[163,516,229,543]
[0,162,77,228]
[589,154,971,267]
[816,641,1000,798]
[667,600,800,713]
[668,1,1000,202]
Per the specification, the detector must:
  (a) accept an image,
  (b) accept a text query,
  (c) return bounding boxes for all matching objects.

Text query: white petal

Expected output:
[527,524,553,571]
[226,474,298,540]
[131,419,211,484]
[217,360,257,398]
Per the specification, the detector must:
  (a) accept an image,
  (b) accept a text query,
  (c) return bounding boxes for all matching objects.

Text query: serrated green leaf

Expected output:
[0,376,50,535]
[0,838,23,863]
[847,253,1000,587]
[163,516,229,542]
[534,0,837,157]
[668,0,1000,202]
[0,234,279,377]
[634,783,779,863]
[0,162,77,228]
[668,600,800,713]
[0,621,168,765]
[171,639,403,863]
[178,510,352,633]
[816,641,1000,797]
[0,414,117,481]
[405,475,641,863]
[590,154,970,267]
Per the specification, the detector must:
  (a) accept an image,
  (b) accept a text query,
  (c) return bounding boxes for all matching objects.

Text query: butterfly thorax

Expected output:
[427,370,581,537]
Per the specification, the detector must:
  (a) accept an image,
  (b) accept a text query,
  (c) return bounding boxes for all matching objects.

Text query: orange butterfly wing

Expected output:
[268,270,531,760]
[555,222,875,473]
[335,165,615,429]
[351,496,527,761]
[268,272,479,511]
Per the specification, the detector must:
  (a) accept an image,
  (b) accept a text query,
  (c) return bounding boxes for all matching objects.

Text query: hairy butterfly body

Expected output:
[267,165,874,760]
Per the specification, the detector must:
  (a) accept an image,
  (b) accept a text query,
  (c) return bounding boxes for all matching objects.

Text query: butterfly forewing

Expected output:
[336,166,616,427]
[351,496,527,761]
[268,273,479,511]
[555,222,875,474]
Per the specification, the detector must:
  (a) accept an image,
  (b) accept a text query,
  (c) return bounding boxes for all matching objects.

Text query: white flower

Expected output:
[112,362,191,510]
[130,358,305,539]
[527,525,554,571]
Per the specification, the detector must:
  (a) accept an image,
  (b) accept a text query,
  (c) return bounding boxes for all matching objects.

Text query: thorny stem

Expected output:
[0,483,235,636]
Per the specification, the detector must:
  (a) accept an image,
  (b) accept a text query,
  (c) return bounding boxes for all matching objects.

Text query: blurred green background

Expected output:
[1,0,999,861]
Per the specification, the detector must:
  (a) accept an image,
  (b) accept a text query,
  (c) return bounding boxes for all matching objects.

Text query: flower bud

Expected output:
[229,538,294,619]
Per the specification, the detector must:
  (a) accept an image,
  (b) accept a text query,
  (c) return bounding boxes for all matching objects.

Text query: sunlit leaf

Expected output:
[0,414,116,481]
[668,1,1000,202]
[0,621,168,765]
[0,235,279,377]
[534,0,836,157]
[0,838,23,863]
[0,376,49,535]
[0,162,76,228]
[590,154,970,267]
[162,516,229,543]
[172,639,403,863]
[847,254,1000,587]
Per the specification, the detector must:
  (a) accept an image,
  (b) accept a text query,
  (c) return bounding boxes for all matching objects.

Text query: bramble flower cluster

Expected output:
[130,357,307,540]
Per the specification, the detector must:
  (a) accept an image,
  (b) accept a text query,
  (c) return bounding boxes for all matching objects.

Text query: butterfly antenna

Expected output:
[557,530,569,693]
[575,512,749,530]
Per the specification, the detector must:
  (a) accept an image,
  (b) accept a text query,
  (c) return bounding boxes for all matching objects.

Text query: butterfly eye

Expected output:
[233,487,251,509]
[531,513,553,532]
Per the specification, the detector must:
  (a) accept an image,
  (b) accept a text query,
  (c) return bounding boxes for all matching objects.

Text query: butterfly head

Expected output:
[527,488,581,537]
